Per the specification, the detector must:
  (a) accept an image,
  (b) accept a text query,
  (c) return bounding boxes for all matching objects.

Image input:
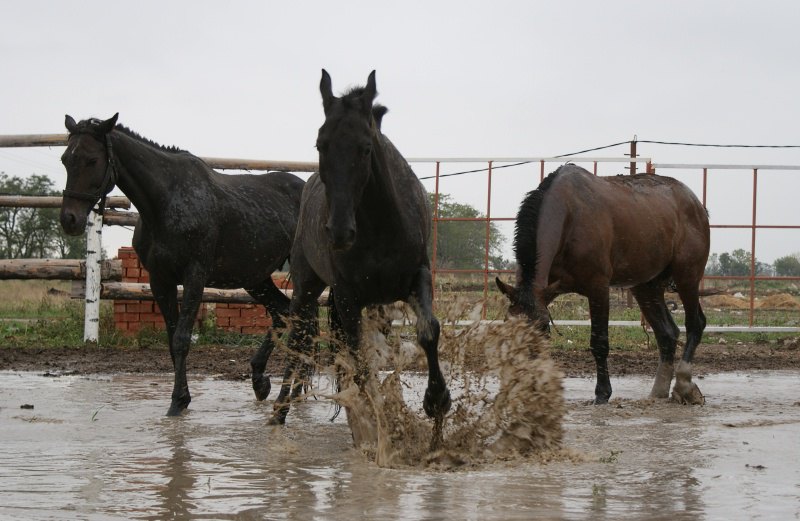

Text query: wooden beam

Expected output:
[70,281,329,304]
[103,210,139,227]
[0,195,131,210]
[0,258,122,281]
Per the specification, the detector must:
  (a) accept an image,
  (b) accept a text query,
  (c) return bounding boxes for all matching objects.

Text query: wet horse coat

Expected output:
[59,114,305,415]
[270,70,451,427]
[497,165,710,404]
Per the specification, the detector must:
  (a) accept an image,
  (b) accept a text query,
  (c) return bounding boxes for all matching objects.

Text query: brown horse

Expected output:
[497,164,710,405]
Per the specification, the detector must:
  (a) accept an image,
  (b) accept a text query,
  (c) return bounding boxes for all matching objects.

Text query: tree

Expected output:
[705,248,770,277]
[0,172,85,259]
[774,253,800,277]
[427,193,508,270]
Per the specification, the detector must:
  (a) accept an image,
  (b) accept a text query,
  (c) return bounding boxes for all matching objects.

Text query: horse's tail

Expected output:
[667,279,724,297]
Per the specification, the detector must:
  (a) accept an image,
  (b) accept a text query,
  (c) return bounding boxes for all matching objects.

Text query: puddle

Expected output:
[0,370,798,519]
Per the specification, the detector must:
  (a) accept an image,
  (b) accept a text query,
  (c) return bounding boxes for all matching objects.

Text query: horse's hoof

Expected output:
[252,376,271,401]
[423,387,452,419]
[267,412,287,426]
[166,400,190,417]
[672,382,705,405]
[593,396,610,405]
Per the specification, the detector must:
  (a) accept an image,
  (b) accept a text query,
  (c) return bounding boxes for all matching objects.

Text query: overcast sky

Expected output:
[1,1,799,262]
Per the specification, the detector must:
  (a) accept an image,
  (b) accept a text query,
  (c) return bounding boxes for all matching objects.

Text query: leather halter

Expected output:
[62,133,119,215]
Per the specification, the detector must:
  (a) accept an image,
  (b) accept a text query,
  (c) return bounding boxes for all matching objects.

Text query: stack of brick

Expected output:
[114,247,172,334]
[113,247,289,336]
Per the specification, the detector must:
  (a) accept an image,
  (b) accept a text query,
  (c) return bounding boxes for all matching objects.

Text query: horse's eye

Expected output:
[85,158,98,167]
[361,145,371,157]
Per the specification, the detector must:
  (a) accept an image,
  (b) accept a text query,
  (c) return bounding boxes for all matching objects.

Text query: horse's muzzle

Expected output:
[59,210,87,236]
[325,223,356,251]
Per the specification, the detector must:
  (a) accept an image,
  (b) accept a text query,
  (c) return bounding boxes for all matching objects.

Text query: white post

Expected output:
[83,208,103,342]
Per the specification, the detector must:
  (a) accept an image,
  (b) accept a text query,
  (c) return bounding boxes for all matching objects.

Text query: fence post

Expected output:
[84,208,102,342]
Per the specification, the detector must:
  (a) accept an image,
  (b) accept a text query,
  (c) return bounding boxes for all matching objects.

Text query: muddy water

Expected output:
[1,370,798,520]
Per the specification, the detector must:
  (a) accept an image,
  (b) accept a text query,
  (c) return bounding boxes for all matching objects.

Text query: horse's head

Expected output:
[316,69,379,251]
[59,113,119,235]
[495,277,553,333]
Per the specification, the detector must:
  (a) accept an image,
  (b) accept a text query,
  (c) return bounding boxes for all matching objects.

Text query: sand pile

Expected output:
[756,293,800,309]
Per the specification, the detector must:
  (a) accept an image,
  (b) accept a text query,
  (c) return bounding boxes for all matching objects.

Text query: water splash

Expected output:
[326,298,566,469]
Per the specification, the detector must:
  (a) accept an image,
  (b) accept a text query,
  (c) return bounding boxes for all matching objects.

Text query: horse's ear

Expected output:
[65,115,78,133]
[495,277,518,301]
[320,69,334,112]
[97,113,119,134]
[361,70,377,114]
[373,105,388,130]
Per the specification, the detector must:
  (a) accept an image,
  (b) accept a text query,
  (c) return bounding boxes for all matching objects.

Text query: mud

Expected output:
[1,370,798,519]
[1,308,799,518]
[1,336,798,379]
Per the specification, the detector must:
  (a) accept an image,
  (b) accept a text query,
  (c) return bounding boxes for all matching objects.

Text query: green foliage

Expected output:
[705,249,772,277]
[774,253,800,277]
[0,172,85,259]
[428,193,508,270]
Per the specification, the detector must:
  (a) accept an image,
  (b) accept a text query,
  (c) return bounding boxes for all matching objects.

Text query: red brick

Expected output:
[241,326,267,335]
[215,307,242,318]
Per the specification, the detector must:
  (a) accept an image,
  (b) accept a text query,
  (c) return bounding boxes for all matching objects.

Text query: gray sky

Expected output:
[1,1,799,263]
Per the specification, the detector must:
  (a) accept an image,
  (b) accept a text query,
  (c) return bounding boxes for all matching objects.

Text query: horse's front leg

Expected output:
[165,279,205,416]
[409,267,451,420]
[587,291,612,404]
[331,289,364,383]
[269,286,322,425]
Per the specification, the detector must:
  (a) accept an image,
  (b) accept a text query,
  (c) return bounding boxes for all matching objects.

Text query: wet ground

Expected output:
[1,370,798,520]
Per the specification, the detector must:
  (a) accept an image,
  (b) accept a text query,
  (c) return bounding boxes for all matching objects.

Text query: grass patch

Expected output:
[0,279,796,350]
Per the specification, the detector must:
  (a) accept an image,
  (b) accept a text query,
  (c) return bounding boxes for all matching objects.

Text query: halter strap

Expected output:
[62,134,119,215]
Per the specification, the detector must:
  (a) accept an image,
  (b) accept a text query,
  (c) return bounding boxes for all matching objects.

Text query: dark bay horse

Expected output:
[270,70,451,426]
[497,165,710,405]
[59,114,305,416]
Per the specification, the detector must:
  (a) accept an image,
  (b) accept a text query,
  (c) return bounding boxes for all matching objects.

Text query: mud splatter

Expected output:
[325,298,567,469]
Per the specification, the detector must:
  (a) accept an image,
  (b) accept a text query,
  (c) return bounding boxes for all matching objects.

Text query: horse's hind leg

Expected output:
[587,289,612,404]
[408,267,451,420]
[247,279,291,401]
[631,282,680,399]
[672,281,707,405]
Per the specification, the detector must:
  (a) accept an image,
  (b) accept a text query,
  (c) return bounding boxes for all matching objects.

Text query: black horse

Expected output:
[270,70,451,426]
[59,114,305,416]
[497,165,710,405]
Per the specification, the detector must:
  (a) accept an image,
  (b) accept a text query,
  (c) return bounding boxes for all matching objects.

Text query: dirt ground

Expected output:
[1,337,798,379]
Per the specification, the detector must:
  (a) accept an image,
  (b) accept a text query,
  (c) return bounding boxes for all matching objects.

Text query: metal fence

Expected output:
[2,133,799,334]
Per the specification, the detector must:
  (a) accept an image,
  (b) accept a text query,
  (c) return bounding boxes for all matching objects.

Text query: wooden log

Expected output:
[0,133,317,172]
[0,258,122,281]
[0,195,131,210]
[103,210,139,227]
[0,134,67,147]
[201,156,318,173]
[70,280,329,304]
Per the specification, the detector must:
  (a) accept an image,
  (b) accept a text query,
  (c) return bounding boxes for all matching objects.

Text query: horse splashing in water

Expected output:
[270,70,451,430]
[497,165,710,405]
[59,114,305,416]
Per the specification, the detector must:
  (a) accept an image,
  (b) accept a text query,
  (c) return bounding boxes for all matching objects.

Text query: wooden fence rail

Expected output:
[0,258,121,281]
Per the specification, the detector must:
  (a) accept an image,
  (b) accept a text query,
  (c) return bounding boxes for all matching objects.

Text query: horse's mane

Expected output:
[341,87,389,129]
[113,124,187,154]
[513,167,564,285]
[72,118,186,154]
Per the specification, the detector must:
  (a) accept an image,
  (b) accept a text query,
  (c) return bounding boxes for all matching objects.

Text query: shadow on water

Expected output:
[0,370,798,519]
